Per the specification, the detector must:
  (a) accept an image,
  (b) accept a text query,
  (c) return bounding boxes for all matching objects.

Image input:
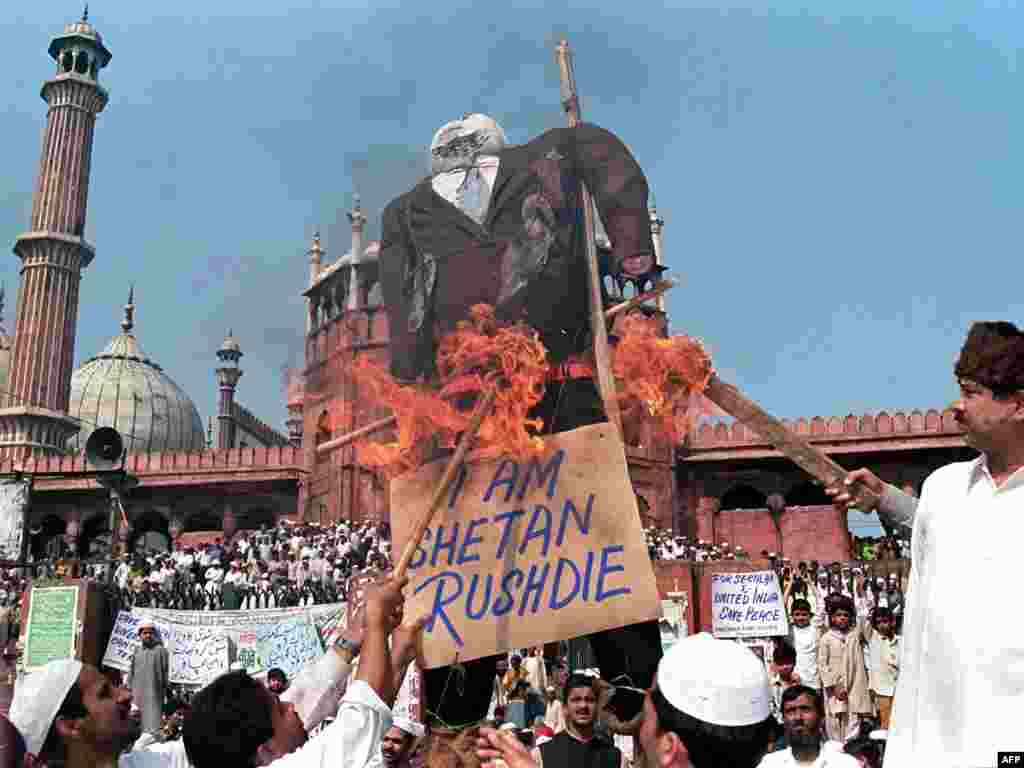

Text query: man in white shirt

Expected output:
[785,599,819,692]
[9,576,420,768]
[834,321,1024,767]
[757,686,860,768]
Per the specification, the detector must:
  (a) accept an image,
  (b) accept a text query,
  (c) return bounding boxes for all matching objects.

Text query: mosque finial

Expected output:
[82,3,89,22]
[122,284,135,333]
[0,283,6,334]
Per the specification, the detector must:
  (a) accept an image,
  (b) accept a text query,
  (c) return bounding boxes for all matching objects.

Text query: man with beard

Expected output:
[128,619,168,738]
[267,668,289,696]
[9,578,418,768]
[536,674,624,768]
[371,718,424,768]
[477,634,776,768]
[380,110,662,755]
[756,687,860,767]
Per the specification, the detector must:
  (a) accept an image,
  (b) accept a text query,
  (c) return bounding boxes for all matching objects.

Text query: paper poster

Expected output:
[391,423,661,668]
[710,570,789,638]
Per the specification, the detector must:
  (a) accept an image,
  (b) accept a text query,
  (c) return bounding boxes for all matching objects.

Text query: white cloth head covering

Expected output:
[429,114,507,175]
[392,718,425,739]
[9,659,83,755]
[657,633,770,727]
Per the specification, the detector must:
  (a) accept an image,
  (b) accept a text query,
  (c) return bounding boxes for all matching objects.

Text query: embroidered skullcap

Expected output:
[657,633,770,727]
[955,321,1024,393]
[9,659,83,756]
[392,718,425,739]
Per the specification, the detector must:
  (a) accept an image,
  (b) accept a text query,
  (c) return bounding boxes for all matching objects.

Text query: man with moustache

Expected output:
[478,634,776,768]
[829,321,1024,767]
[757,686,860,767]
[128,619,168,739]
[536,674,624,768]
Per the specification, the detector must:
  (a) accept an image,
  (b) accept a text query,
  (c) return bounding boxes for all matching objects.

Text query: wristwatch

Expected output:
[335,637,361,661]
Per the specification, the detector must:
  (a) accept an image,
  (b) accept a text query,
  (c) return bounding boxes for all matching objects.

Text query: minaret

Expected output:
[0,10,112,458]
[307,231,322,331]
[347,196,367,310]
[215,331,243,449]
[649,203,666,312]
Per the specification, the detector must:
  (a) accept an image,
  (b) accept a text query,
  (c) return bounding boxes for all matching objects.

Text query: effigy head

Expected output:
[429,113,507,175]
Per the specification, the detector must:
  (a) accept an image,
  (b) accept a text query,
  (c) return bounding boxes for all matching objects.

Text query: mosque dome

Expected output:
[67,289,206,454]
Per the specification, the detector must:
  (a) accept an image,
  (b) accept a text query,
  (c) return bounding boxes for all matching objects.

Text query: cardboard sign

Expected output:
[0,480,29,561]
[391,423,661,669]
[24,586,79,670]
[710,571,789,638]
[102,611,174,672]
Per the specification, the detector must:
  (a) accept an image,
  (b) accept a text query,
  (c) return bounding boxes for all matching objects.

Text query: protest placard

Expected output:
[659,596,688,652]
[24,586,79,670]
[103,605,344,685]
[391,423,661,669]
[101,611,174,672]
[168,625,230,686]
[255,617,323,678]
[710,570,789,638]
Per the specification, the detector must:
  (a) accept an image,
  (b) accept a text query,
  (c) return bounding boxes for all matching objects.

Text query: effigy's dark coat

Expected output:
[379,122,655,380]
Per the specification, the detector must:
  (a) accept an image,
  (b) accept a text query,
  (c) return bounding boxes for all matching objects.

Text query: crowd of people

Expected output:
[642,529,909,564]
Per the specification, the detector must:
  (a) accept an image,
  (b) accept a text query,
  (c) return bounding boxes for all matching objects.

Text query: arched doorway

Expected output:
[785,480,831,507]
[131,509,170,554]
[80,514,112,560]
[720,485,767,511]
[30,515,68,560]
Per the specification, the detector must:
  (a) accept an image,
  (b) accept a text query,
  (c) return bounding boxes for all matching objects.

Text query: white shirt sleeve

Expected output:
[272,681,392,768]
[282,649,353,731]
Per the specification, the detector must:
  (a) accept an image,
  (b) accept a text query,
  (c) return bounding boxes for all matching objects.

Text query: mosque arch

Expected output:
[785,480,832,507]
[719,484,767,511]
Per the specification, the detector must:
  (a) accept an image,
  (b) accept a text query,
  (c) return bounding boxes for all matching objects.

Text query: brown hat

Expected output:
[954,321,1024,394]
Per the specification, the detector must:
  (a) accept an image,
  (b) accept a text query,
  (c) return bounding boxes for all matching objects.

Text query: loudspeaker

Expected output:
[84,427,124,470]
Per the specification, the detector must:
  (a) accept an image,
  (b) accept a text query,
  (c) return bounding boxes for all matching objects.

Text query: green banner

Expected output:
[24,586,79,670]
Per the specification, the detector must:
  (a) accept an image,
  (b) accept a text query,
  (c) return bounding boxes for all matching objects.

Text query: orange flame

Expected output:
[350,356,468,476]
[437,304,548,461]
[612,313,715,443]
[349,304,549,474]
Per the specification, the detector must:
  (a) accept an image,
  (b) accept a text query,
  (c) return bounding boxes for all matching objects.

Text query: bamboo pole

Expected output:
[392,390,497,580]
[555,40,623,439]
[702,375,881,511]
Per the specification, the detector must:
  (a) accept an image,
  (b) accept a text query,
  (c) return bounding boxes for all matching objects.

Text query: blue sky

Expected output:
[2,2,1021,532]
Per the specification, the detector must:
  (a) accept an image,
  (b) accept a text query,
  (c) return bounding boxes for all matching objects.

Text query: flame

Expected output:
[350,356,468,476]
[349,304,549,473]
[613,313,714,443]
[437,304,548,461]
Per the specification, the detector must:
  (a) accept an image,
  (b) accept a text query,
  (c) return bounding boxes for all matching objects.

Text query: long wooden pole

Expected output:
[604,279,678,320]
[702,375,881,511]
[392,390,497,580]
[554,40,623,439]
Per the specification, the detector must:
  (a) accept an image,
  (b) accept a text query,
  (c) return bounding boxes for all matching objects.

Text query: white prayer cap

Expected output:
[230,662,246,671]
[392,718,425,739]
[9,659,83,756]
[656,633,770,727]
[498,722,519,731]
[138,616,156,630]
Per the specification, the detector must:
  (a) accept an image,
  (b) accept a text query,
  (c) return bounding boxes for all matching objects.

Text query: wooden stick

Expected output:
[702,375,881,511]
[316,415,397,455]
[555,40,623,440]
[393,390,497,580]
[605,279,678,319]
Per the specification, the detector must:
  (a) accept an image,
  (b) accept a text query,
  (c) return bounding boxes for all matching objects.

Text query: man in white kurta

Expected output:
[883,455,1024,766]
[880,321,1024,767]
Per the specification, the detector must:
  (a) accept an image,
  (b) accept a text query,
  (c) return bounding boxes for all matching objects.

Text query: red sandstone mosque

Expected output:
[0,12,973,563]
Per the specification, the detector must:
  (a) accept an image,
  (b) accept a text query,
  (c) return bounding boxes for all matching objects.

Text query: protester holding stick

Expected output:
[8,575,421,768]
